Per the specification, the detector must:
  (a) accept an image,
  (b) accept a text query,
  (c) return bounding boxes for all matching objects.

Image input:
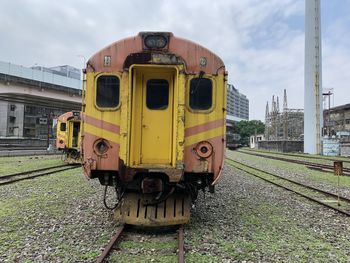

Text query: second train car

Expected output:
[81,32,227,225]
[56,111,81,164]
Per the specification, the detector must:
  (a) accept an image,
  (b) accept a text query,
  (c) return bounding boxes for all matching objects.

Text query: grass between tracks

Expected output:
[0,155,64,176]
[106,229,180,262]
[221,202,348,261]
[187,190,350,261]
[229,151,350,189]
[0,168,115,262]
[2,153,350,262]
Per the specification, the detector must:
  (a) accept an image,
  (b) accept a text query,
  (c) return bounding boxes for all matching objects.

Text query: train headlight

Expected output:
[144,35,167,49]
[94,139,109,155]
[194,141,213,158]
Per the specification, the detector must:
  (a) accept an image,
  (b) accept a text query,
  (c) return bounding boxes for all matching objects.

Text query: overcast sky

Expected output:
[0,0,349,121]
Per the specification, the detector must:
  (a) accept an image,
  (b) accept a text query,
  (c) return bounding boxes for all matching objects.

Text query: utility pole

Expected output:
[265,101,270,140]
[322,90,333,136]
[283,89,288,140]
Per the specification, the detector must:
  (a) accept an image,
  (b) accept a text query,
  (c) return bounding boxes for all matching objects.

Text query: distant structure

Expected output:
[265,89,304,141]
[31,65,81,80]
[322,103,350,156]
[226,84,249,126]
[0,61,81,140]
[323,103,350,136]
[250,134,265,149]
[304,0,323,154]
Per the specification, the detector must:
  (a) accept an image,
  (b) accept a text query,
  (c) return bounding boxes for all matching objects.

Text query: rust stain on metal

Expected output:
[178,225,185,263]
[95,225,125,263]
[87,32,225,75]
[334,161,343,176]
[184,135,225,182]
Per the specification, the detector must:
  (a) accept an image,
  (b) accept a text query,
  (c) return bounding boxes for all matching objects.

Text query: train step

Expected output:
[115,192,191,226]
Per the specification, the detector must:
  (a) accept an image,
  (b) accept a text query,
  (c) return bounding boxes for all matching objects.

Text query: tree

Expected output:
[235,120,265,146]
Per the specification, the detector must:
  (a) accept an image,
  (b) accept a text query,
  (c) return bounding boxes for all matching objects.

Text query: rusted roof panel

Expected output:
[87,32,225,75]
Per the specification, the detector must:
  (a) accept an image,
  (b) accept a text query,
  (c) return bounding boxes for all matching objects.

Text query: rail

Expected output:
[236,150,350,175]
[178,225,185,263]
[0,164,79,186]
[238,148,350,164]
[226,158,350,217]
[95,225,125,263]
[96,224,186,263]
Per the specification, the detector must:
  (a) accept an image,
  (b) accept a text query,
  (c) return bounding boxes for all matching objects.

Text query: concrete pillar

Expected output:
[0,101,9,136]
[304,0,323,154]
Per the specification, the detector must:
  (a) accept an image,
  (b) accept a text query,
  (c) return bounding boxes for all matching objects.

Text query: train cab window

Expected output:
[96,76,120,108]
[189,78,212,110]
[146,79,169,110]
[60,123,66,131]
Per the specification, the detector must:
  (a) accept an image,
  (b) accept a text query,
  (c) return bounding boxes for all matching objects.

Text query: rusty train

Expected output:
[56,111,81,164]
[81,32,227,225]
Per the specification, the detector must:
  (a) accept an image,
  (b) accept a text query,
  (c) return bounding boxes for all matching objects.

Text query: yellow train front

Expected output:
[56,111,82,164]
[82,32,227,226]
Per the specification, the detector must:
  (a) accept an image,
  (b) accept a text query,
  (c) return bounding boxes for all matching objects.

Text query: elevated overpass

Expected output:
[0,61,82,111]
[0,61,82,139]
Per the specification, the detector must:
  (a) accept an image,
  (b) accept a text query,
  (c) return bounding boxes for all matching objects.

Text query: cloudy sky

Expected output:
[0,0,349,120]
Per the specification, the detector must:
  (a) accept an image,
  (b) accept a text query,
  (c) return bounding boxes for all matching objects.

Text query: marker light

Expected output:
[94,139,109,155]
[195,141,213,158]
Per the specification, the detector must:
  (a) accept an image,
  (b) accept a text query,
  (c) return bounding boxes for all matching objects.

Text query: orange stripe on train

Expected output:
[83,114,120,134]
[184,119,225,137]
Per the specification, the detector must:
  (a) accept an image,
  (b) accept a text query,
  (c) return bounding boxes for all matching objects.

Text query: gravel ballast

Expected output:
[186,165,350,262]
[1,154,350,262]
[228,150,350,200]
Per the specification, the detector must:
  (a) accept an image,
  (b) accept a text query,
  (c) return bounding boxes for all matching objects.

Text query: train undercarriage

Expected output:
[93,170,214,226]
[62,148,81,164]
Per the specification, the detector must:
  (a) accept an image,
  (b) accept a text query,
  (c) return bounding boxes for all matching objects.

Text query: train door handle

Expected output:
[142,124,148,128]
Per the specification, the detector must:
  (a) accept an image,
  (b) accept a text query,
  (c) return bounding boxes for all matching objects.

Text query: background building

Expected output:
[322,103,350,156]
[0,61,81,144]
[0,102,24,137]
[323,103,350,136]
[264,89,304,141]
[226,84,249,126]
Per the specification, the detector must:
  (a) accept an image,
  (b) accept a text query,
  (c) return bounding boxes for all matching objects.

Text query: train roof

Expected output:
[87,32,225,75]
[57,111,81,122]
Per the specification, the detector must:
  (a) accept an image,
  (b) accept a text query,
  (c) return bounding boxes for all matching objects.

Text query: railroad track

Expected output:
[239,148,350,164]
[96,224,185,263]
[0,164,80,186]
[0,155,61,165]
[0,146,47,150]
[0,149,60,157]
[226,158,350,217]
[236,150,350,175]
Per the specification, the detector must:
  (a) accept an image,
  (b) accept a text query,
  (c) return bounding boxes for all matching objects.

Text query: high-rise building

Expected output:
[227,84,249,122]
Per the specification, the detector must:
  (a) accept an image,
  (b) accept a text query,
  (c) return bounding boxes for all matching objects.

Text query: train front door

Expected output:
[130,67,175,166]
[140,70,174,165]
